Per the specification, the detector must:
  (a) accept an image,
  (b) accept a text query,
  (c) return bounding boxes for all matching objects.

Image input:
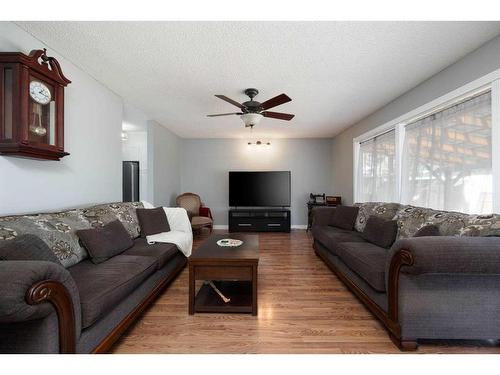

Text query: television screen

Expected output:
[229,171,291,207]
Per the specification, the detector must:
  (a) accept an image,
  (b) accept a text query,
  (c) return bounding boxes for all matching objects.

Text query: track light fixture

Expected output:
[247,140,271,146]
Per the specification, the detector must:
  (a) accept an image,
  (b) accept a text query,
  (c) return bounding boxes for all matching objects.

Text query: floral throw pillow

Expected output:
[353,202,401,232]
[80,202,144,239]
[460,214,500,237]
[394,205,469,239]
[0,209,92,268]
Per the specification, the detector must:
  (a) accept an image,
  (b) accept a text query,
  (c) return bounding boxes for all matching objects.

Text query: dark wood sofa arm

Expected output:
[388,236,500,275]
[0,261,80,354]
[387,249,414,322]
[386,236,500,323]
[26,279,77,353]
[385,236,500,351]
[386,249,416,351]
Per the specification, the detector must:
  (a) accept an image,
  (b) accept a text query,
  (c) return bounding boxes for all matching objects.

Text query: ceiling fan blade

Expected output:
[207,112,243,117]
[260,93,292,110]
[262,111,295,121]
[214,95,245,109]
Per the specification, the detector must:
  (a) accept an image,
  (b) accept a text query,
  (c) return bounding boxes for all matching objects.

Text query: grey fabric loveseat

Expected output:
[312,202,500,351]
[0,202,187,353]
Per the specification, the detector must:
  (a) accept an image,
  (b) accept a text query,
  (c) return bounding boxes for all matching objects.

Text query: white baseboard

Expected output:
[211,224,307,230]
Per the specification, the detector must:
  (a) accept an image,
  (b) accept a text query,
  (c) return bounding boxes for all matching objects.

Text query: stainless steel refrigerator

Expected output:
[123,161,140,202]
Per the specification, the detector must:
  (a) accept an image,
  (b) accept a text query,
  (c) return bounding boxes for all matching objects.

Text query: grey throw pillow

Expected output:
[329,206,359,230]
[413,224,440,237]
[0,234,62,264]
[361,216,398,248]
[77,220,134,264]
[136,207,170,237]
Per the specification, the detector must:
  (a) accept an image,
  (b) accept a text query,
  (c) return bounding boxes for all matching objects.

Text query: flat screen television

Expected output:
[229,171,291,207]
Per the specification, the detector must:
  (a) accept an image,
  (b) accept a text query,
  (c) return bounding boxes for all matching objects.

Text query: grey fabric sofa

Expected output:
[312,202,500,351]
[0,202,187,353]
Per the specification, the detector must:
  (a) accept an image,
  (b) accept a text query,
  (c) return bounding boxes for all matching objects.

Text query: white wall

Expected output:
[0,22,123,215]
[123,101,149,133]
[180,138,333,227]
[122,102,149,202]
[122,131,148,201]
[147,120,181,207]
[332,34,500,205]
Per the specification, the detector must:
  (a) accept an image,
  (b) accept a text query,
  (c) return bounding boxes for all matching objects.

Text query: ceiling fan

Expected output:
[207,88,295,128]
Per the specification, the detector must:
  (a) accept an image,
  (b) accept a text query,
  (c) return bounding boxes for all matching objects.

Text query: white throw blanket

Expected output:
[142,205,193,257]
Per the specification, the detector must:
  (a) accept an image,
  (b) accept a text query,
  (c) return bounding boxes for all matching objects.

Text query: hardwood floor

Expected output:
[111,230,500,354]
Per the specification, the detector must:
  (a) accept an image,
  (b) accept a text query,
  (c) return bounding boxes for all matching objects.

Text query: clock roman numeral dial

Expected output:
[29,80,52,105]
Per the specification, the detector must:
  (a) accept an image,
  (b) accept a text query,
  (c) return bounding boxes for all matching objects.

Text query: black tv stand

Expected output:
[228,208,291,233]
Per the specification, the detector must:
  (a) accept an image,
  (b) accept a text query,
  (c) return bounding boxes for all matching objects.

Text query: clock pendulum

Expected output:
[29,103,47,136]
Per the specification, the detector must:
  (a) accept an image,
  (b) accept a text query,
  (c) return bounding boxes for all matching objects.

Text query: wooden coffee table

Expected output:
[188,234,259,315]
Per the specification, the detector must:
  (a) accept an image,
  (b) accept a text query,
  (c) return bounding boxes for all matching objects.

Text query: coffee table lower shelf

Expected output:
[194,281,253,314]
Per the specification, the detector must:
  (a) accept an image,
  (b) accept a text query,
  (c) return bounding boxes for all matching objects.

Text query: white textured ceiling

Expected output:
[17,21,500,139]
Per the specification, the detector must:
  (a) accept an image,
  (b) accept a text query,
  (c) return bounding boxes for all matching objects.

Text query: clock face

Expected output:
[29,80,52,105]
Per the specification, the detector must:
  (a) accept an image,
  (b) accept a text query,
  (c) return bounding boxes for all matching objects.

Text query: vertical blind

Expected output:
[357,129,396,203]
[401,91,492,214]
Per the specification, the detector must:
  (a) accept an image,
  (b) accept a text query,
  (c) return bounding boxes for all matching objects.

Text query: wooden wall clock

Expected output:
[0,49,71,160]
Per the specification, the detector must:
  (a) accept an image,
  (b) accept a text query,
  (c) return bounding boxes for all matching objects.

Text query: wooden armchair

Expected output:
[176,193,213,233]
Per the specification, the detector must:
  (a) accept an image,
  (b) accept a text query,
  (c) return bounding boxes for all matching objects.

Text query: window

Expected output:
[354,85,496,214]
[357,129,396,203]
[401,92,492,213]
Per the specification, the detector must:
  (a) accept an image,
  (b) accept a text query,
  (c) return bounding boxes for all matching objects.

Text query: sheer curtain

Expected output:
[401,91,492,214]
[357,129,396,203]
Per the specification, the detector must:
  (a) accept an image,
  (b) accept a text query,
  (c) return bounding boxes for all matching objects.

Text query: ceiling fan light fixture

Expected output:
[240,113,263,127]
